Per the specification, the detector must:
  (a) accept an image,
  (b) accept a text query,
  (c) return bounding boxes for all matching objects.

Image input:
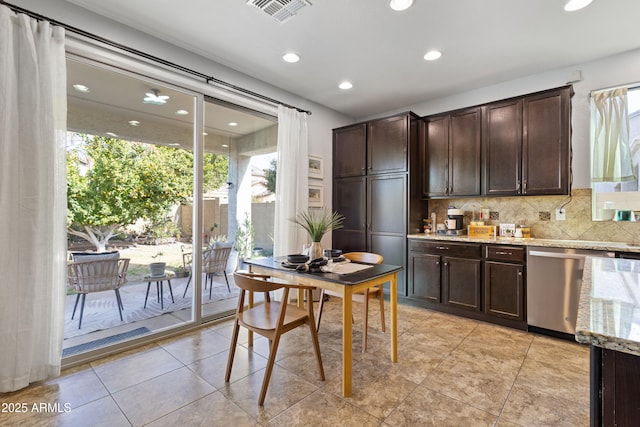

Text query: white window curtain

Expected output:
[591,87,635,182]
[0,5,67,392]
[273,105,309,257]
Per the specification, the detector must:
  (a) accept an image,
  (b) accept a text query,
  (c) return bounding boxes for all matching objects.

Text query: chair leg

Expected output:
[316,289,326,331]
[167,280,175,303]
[224,271,230,293]
[78,294,86,329]
[378,287,386,333]
[306,290,325,381]
[71,294,81,319]
[115,289,123,321]
[362,289,370,352]
[259,333,283,405]
[182,273,192,298]
[225,319,241,383]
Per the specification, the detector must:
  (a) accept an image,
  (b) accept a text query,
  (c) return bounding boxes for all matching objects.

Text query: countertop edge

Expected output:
[407,233,640,253]
[576,257,640,356]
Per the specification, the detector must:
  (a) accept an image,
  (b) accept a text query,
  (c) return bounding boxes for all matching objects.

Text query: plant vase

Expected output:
[309,241,323,259]
[149,262,166,277]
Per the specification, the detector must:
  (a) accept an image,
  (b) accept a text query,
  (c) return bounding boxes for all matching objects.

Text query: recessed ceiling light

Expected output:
[389,0,414,11]
[423,50,442,61]
[222,144,229,148]
[143,89,169,105]
[106,132,118,137]
[203,132,208,136]
[73,84,90,93]
[128,120,140,126]
[339,81,353,90]
[564,0,593,11]
[228,122,238,127]
[175,109,189,115]
[283,52,300,63]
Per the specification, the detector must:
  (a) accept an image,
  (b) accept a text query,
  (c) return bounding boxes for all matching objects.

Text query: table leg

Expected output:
[390,273,398,362]
[247,267,254,347]
[167,279,175,303]
[158,281,164,310]
[342,287,353,397]
[144,282,151,308]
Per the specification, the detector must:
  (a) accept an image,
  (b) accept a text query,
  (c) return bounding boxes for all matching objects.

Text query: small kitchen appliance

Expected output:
[445,207,466,235]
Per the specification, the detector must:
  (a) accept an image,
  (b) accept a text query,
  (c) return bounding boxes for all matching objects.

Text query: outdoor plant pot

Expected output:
[149,262,166,277]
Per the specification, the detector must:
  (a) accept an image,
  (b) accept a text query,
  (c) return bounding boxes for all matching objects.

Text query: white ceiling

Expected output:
[64,0,640,119]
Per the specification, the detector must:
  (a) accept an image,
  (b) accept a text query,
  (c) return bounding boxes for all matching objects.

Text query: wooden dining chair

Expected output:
[225,272,325,405]
[316,252,385,352]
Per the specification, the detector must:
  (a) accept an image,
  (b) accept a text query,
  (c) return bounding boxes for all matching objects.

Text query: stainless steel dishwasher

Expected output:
[527,246,614,336]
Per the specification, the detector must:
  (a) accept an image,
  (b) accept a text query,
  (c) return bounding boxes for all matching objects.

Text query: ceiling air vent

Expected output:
[246,0,311,24]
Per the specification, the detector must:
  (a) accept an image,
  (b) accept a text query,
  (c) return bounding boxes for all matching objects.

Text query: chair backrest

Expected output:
[67,258,130,293]
[233,272,285,293]
[203,246,232,274]
[343,252,383,264]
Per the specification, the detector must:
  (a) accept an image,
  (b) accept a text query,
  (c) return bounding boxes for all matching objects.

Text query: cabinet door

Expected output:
[368,174,406,234]
[409,252,441,302]
[484,261,524,321]
[483,99,523,195]
[522,87,570,195]
[443,257,482,311]
[423,115,449,197]
[368,115,408,175]
[332,176,366,252]
[333,124,366,178]
[449,107,482,196]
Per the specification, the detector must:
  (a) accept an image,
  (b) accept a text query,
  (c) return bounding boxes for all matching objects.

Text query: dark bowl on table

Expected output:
[287,254,309,264]
[323,249,343,259]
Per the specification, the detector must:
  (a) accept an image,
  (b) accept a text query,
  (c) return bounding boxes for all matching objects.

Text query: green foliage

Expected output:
[264,158,277,194]
[235,214,254,260]
[67,134,228,250]
[291,209,345,242]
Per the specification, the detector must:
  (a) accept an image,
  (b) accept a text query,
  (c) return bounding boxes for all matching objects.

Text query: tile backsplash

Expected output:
[427,188,640,244]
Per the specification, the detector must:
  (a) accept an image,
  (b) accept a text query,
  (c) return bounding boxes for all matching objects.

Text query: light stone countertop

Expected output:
[576,257,640,356]
[407,233,640,253]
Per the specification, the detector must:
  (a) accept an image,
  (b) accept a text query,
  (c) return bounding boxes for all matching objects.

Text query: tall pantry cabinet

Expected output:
[332,112,423,296]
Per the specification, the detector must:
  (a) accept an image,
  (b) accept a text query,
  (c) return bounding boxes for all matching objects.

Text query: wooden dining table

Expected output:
[244,256,401,397]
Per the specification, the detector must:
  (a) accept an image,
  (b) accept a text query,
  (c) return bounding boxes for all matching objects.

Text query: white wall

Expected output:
[9,0,354,214]
[366,48,640,189]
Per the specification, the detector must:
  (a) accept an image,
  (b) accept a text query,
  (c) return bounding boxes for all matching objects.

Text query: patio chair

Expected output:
[225,272,324,405]
[67,258,130,329]
[182,244,233,299]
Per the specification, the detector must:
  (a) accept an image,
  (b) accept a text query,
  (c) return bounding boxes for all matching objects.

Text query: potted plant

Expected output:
[235,214,254,269]
[149,251,166,277]
[291,209,344,259]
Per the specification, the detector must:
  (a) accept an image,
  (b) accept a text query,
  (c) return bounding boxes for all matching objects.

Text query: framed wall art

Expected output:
[308,184,324,207]
[308,155,323,179]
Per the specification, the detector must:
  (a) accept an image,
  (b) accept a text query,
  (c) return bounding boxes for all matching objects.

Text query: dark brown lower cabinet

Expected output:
[408,239,527,329]
[592,346,640,426]
[443,257,481,311]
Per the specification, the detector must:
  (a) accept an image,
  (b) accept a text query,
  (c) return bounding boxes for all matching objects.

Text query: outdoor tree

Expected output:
[264,158,277,194]
[67,135,227,251]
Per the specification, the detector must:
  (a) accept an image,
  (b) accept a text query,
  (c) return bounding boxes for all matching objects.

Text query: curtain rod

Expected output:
[1,1,312,115]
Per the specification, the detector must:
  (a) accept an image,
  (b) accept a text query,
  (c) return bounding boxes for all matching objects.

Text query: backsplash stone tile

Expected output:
[427,188,640,243]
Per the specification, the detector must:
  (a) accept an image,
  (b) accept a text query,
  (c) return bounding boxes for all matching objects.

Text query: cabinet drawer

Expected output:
[409,240,482,258]
[484,245,525,262]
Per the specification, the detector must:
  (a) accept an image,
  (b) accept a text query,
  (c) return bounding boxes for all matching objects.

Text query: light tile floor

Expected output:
[0,298,590,426]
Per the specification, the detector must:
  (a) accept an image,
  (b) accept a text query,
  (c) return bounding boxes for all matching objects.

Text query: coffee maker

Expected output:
[446,207,465,234]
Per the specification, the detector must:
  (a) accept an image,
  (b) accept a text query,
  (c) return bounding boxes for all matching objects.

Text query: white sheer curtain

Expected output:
[591,87,634,182]
[0,5,67,392]
[273,105,309,257]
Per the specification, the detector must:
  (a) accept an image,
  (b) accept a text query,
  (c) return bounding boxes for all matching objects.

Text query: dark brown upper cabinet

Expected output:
[483,86,571,196]
[333,123,367,178]
[422,107,482,198]
[367,114,409,175]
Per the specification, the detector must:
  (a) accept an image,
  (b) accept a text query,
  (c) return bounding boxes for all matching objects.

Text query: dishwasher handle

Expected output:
[528,250,614,260]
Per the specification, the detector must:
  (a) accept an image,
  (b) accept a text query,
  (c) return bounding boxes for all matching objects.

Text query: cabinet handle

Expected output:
[436,246,449,250]
[518,271,523,276]
[443,262,448,266]
[435,260,440,266]
[496,251,513,255]
[523,180,527,193]
[516,180,521,192]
